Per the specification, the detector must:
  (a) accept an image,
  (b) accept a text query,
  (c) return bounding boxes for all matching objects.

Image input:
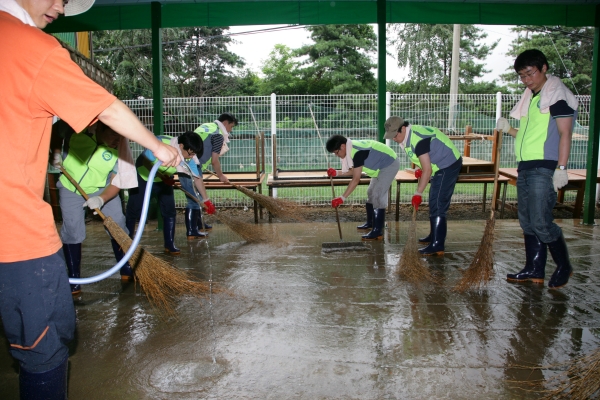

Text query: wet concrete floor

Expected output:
[1,217,600,399]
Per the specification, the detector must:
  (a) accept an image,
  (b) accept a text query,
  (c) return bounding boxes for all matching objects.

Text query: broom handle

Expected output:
[330,177,343,241]
[58,166,107,220]
[491,130,504,212]
[176,185,208,210]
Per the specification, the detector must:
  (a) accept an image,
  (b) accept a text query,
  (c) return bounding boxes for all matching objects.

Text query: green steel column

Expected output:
[151,2,164,230]
[583,7,600,225]
[377,0,386,142]
[151,2,163,137]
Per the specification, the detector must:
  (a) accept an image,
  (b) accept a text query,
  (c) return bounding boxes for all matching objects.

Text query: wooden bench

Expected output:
[203,172,266,223]
[394,170,508,221]
[498,168,598,219]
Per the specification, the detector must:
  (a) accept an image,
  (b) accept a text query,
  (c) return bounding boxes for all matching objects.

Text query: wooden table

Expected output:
[394,169,508,221]
[499,168,588,218]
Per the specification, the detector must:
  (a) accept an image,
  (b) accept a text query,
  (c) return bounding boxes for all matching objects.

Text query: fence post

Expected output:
[385,91,391,147]
[271,93,277,198]
[495,91,502,123]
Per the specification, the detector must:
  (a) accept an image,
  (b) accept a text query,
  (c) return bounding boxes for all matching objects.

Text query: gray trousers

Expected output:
[366,158,400,209]
[57,181,128,244]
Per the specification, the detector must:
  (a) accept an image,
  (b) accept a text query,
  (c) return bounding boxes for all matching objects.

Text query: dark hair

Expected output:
[401,120,409,129]
[179,131,203,155]
[514,49,548,73]
[217,112,238,126]
[326,135,347,153]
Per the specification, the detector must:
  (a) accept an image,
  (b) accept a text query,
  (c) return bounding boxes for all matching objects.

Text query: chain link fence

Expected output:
[123,93,591,208]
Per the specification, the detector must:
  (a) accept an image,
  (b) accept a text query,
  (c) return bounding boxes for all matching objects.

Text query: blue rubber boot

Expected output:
[419,218,433,244]
[19,356,68,400]
[547,232,573,289]
[163,216,181,255]
[357,203,374,230]
[110,238,134,282]
[186,208,208,239]
[506,234,546,284]
[126,219,136,240]
[361,208,385,241]
[62,243,82,295]
[197,212,212,231]
[419,216,446,256]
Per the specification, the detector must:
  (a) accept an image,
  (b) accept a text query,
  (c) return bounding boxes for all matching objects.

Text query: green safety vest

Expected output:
[137,136,178,182]
[404,125,461,175]
[59,131,118,195]
[515,95,552,162]
[350,140,397,178]
[194,122,223,170]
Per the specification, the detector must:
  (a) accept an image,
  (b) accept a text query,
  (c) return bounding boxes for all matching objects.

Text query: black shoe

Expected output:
[419,216,446,256]
[507,234,546,284]
[110,238,134,282]
[357,203,374,230]
[547,232,573,289]
[185,208,208,239]
[163,216,181,255]
[362,208,385,241]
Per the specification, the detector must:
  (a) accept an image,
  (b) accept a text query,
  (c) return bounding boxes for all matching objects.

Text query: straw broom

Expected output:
[59,167,217,315]
[453,131,503,292]
[176,185,277,243]
[397,207,437,285]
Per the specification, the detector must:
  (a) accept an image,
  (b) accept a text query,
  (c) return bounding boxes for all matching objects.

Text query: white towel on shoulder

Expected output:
[111,137,138,189]
[0,0,36,27]
[340,138,354,173]
[510,74,579,120]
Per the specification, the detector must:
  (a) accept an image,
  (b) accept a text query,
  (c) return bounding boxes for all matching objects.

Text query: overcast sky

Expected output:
[227,24,518,84]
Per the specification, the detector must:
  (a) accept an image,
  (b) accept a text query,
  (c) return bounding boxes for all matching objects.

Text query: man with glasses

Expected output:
[496,49,579,289]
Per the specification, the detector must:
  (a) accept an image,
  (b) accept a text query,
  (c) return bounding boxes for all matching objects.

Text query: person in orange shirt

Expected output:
[0,1,181,398]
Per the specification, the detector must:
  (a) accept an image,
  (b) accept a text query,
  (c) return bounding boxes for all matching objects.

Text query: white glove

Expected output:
[83,196,104,211]
[553,169,568,192]
[496,118,512,133]
[52,152,62,168]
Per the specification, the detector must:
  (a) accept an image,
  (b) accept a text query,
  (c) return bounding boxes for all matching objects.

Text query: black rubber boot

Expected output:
[62,243,82,295]
[197,212,212,231]
[362,208,385,241]
[419,218,433,244]
[547,232,573,289]
[111,238,134,282]
[126,219,136,240]
[506,234,546,284]
[419,216,446,256]
[185,208,208,239]
[20,356,68,400]
[357,203,374,230]
[163,216,181,255]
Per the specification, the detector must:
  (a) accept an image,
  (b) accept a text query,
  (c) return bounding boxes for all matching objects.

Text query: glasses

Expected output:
[184,148,195,156]
[334,149,341,155]
[518,69,539,81]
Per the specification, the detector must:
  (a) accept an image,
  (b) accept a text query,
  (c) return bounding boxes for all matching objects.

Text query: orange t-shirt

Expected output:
[0,12,116,262]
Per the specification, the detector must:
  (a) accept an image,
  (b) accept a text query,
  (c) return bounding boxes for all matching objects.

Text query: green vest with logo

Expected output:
[137,136,178,182]
[515,95,552,162]
[194,122,223,170]
[405,125,460,175]
[59,131,118,195]
[350,140,397,178]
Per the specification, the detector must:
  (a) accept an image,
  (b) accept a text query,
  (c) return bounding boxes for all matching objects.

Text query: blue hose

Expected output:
[69,161,163,285]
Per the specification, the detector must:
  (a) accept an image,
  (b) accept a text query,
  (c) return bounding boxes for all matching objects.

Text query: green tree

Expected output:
[294,24,378,94]
[92,27,245,99]
[500,26,593,95]
[258,44,307,95]
[387,24,498,93]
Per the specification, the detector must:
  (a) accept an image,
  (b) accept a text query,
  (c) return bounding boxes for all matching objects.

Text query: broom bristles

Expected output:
[234,185,306,222]
[453,211,496,292]
[397,212,438,285]
[104,217,220,316]
[213,211,278,243]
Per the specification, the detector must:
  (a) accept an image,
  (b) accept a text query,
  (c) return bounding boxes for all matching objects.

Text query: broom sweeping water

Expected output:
[59,164,217,315]
[453,130,504,292]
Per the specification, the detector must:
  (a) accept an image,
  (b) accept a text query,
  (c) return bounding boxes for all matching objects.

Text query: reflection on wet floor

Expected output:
[1,218,599,399]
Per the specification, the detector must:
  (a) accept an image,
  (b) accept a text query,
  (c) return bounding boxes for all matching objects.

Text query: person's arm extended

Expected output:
[341,166,363,199]
[97,183,121,204]
[211,153,229,183]
[98,100,181,167]
[193,176,210,201]
[416,153,432,194]
[556,117,573,167]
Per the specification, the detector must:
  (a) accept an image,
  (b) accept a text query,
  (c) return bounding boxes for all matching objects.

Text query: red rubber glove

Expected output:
[203,200,216,215]
[331,197,345,208]
[327,168,337,177]
[162,176,176,186]
[414,168,422,179]
[412,194,422,211]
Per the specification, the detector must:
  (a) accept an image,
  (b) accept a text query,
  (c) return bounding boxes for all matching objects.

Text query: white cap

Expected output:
[64,0,95,16]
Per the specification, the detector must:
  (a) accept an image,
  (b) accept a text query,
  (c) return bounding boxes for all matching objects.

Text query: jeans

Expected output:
[126,172,176,221]
[428,157,462,218]
[179,174,204,210]
[517,167,562,243]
